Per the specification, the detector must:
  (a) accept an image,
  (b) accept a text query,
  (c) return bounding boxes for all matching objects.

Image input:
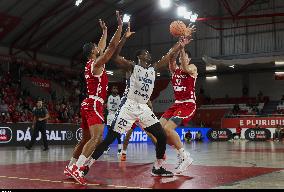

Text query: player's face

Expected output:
[112,86,118,94]
[91,44,100,58]
[139,50,152,67]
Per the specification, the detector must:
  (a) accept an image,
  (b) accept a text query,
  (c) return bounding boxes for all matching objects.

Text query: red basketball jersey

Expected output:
[84,59,108,101]
[172,68,196,101]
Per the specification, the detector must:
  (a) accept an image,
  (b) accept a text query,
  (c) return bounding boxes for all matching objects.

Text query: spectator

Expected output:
[274,124,283,141]
[184,131,192,144]
[231,125,242,140]
[195,131,203,142]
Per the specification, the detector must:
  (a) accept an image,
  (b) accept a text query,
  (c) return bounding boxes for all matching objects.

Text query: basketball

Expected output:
[170,20,187,37]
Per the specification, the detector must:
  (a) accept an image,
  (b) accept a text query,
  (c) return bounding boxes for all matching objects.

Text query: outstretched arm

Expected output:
[98,19,107,55]
[154,25,196,71]
[91,11,123,74]
[153,41,183,71]
[169,50,180,73]
[112,22,135,71]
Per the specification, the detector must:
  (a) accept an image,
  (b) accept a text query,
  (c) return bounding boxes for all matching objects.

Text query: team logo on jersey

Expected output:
[176,79,181,85]
[145,72,148,78]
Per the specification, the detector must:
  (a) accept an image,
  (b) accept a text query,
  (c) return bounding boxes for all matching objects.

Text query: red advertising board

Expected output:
[222,117,284,128]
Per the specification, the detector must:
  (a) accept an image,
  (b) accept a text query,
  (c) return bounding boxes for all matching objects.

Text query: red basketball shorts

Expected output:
[162,102,196,126]
[80,98,104,130]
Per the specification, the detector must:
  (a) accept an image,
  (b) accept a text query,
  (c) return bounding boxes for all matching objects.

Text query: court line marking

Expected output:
[0,175,152,189]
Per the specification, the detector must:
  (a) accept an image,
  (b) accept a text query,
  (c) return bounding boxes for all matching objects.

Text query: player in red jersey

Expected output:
[64,11,123,185]
[160,47,198,174]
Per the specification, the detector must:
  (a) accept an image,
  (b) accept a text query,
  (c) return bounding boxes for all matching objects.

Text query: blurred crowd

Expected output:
[0,61,84,124]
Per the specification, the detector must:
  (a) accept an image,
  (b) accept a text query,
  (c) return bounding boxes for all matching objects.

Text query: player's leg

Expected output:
[91,128,121,160]
[116,132,122,155]
[103,125,112,154]
[76,123,104,168]
[139,105,173,177]
[67,105,105,185]
[120,124,135,161]
[162,103,196,174]
[64,128,90,178]
[89,100,136,167]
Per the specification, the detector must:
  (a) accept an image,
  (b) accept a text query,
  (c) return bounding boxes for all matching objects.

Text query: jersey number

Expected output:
[118,118,127,127]
[141,83,149,92]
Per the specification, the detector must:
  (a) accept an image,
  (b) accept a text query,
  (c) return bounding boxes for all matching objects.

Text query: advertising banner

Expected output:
[0,123,211,146]
[222,117,284,129]
[207,128,233,141]
[244,128,271,141]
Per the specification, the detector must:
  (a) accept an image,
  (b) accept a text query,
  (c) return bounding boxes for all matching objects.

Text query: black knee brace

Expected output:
[145,123,167,159]
[91,129,120,160]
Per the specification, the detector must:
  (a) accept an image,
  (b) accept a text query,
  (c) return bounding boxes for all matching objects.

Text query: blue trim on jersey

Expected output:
[110,78,130,129]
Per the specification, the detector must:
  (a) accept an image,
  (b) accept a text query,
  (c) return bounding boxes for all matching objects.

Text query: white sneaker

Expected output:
[175,154,182,169]
[104,147,110,154]
[175,152,193,174]
[64,166,73,179]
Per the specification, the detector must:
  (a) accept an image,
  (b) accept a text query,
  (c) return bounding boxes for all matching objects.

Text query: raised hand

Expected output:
[184,23,196,37]
[125,22,135,38]
[99,19,107,32]
[116,11,123,26]
[179,36,193,47]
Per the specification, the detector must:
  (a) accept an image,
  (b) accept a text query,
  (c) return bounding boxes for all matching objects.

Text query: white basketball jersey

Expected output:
[107,95,121,114]
[125,65,155,104]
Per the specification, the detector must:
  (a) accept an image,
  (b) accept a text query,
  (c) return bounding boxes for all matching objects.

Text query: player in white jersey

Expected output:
[104,85,122,154]
[85,22,191,178]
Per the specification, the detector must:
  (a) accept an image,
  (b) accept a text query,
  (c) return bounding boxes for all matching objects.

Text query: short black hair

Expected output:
[37,97,43,102]
[135,49,147,62]
[83,42,96,60]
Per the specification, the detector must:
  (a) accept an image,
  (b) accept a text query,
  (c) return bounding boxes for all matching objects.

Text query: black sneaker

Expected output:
[43,148,49,151]
[151,166,174,177]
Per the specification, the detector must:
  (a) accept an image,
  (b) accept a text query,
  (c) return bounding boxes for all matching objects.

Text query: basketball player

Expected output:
[64,18,108,178]
[104,85,122,155]
[76,23,192,182]
[65,11,123,185]
[160,48,197,174]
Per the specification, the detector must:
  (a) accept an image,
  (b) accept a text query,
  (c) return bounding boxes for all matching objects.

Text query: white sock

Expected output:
[68,157,77,167]
[122,150,127,155]
[83,156,91,166]
[87,158,96,167]
[118,144,122,150]
[178,148,187,158]
[76,155,87,168]
[154,159,164,169]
